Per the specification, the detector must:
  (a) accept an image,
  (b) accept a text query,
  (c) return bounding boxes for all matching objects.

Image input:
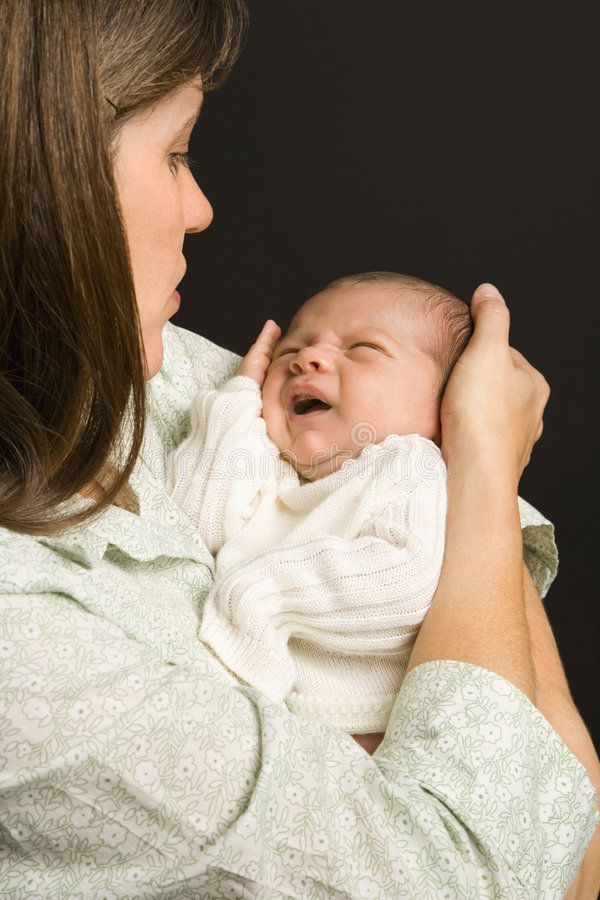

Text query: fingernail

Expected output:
[477,283,502,299]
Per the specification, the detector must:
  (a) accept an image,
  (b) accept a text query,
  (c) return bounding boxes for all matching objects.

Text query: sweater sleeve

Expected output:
[198,464,447,705]
[167,375,270,555]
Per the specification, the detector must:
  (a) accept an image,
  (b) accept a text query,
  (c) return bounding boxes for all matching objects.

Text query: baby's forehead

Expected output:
[288,284,428,341]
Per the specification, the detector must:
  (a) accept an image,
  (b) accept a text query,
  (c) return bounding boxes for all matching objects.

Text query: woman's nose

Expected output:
[184,170,213,234]
[289,345,334,375]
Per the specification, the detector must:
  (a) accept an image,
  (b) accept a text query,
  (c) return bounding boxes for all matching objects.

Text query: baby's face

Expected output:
[262,283,442,480]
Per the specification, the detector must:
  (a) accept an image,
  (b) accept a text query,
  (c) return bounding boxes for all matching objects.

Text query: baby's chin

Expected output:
[281,444,358,482]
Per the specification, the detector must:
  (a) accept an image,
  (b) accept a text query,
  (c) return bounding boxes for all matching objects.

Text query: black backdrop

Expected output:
[173,0,599,749]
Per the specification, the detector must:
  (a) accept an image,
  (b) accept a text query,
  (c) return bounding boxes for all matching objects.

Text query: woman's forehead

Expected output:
[122,81,204,139]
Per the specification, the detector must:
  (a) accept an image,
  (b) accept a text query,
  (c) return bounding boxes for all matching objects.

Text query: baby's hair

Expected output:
[324,271,473,395]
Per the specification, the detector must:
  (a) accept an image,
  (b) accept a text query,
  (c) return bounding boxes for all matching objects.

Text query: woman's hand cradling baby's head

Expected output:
[440,283,550,486]
[237,320,281,387]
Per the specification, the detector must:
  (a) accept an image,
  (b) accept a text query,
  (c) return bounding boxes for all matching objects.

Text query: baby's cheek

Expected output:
[261,390,275,431]
[261,384,285,449]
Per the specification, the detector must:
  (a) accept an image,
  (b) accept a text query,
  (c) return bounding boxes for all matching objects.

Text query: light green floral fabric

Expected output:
[0,323,597,899]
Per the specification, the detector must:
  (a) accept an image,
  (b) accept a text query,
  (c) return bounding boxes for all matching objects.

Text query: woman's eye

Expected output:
[169,152,192,174]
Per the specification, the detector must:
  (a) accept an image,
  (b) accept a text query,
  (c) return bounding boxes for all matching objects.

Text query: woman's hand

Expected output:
[237,320,281,387]
[408,283,548,699]
[440,283,550,487]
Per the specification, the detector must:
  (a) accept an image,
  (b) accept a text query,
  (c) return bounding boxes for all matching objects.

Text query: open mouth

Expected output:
[291,395,332,416]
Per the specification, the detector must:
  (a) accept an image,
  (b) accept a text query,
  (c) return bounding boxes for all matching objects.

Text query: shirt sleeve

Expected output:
[0,590,596,898]
[198,468,447,705]
[518,495,559,599]
[167,375,270,555]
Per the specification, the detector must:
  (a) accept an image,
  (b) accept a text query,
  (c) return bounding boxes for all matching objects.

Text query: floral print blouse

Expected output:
[0,323,597,898]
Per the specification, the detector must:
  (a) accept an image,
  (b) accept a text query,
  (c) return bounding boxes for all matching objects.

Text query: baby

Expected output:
[168,272,556,736]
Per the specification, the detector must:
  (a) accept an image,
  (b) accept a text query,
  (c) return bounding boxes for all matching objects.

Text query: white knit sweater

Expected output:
[168,375,558,733]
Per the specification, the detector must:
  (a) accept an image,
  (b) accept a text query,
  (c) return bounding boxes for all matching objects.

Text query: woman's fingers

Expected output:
[509,347,529,368]
[441,281,552,481]
[510,347,551,409]
[469,283,511,346]
[510,347,551,393]
[508,347,549,447]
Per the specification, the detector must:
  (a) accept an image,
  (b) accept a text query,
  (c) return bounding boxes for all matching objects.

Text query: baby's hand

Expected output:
[237,320,281,387]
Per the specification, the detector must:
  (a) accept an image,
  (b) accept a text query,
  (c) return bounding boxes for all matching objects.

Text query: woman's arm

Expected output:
[0,586,595,898]
[522,565,600,899]
[405,283,597,892]
[407,459,535,697]
[407,284,548,699]
[523,565,599,786]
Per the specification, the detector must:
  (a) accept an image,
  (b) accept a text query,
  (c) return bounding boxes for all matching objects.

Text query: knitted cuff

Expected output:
[286,689,396,734]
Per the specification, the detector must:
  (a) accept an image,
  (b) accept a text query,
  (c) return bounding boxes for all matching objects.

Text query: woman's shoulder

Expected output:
[148,323,241,455]
[155,322,240,404]
[160,323,240,393]
[0,525,89,597]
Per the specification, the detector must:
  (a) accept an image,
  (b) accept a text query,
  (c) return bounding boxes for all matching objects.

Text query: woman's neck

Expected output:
[79,476,139,514]
[79,480,105,501]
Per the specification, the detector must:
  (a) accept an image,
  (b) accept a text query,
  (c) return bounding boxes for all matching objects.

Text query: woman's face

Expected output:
[113,81,213,378]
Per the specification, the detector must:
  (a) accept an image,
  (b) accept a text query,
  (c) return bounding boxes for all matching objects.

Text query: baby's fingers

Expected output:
[251,320,281,356]
[238,320,281,385]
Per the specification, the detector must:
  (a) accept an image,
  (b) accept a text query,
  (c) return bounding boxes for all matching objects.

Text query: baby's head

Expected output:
[262,272,472,480]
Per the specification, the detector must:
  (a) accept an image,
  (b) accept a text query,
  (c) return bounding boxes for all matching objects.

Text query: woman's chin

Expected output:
[143,334,165,380]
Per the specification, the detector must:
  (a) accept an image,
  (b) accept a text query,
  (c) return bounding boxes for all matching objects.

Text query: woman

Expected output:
[0,1,598,897]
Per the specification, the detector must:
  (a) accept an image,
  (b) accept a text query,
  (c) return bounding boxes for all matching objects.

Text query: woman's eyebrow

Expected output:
[172,113,201,141]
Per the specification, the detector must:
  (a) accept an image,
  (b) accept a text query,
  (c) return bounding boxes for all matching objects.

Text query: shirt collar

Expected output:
[35,419,214,570]
[37,492,213,569]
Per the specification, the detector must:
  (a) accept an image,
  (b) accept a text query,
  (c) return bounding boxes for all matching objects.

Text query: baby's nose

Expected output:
[289,345,334,375]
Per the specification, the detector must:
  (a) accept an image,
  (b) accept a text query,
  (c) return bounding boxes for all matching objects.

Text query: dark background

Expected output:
[174,1,599,748]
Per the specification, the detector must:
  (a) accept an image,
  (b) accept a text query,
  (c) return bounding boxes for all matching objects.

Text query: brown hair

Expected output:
[0,0,247,535]
[325,271,473,394]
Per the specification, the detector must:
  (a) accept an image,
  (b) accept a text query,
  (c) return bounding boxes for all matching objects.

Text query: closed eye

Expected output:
[349,342,382,352]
